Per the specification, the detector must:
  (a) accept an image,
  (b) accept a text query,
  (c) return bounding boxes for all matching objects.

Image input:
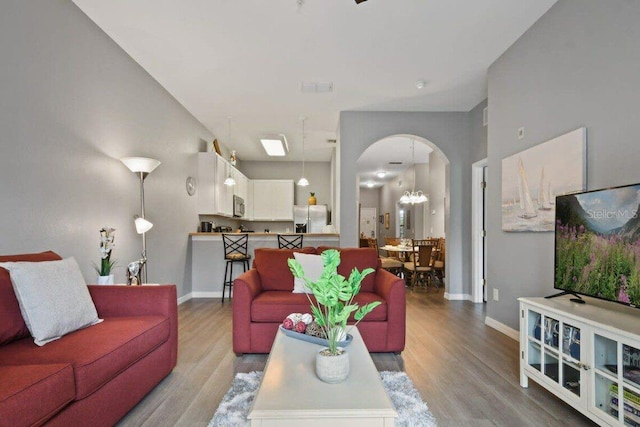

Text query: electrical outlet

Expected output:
[518,127,525,139]
[493,288,499,301]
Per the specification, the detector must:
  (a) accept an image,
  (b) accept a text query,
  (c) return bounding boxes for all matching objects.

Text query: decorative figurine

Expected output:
[126,254,147,286]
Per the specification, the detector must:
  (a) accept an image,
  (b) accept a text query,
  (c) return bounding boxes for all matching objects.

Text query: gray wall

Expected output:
[0,1,213,297]
[359,187,382,244]
[359,188,380,210]
[428,153,446,237]
[470,99,488,163]
[242,161,332,208]
[339,111,474,296]
[486,0,640,329]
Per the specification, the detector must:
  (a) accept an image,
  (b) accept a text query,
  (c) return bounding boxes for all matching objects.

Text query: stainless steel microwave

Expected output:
[233,195,245,217]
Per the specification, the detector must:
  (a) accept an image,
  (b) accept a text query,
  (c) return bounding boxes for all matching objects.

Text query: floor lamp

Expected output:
[121,157,161,284]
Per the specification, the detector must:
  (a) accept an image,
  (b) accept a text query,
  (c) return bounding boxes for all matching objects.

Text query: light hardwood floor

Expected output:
[117,290,595,426]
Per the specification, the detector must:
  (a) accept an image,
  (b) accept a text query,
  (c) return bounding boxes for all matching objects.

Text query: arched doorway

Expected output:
[355,134,450,291]
[338,111,474,301]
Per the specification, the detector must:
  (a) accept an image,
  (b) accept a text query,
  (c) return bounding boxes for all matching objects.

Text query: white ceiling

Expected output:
[357,137,432,188]
[72,0,556,165]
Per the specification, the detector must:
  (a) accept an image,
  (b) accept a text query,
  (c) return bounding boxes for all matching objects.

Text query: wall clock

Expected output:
[186,176,196,196]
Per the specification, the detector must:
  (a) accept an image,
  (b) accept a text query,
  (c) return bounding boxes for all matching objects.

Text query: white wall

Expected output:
[0,1,213,297]
[486,0,640,329]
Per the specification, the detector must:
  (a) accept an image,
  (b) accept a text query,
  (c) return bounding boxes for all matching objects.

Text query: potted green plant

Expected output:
[288,249,381,383]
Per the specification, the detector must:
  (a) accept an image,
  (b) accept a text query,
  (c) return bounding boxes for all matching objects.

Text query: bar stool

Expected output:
[277,234,304,249]
[222,233,251,303]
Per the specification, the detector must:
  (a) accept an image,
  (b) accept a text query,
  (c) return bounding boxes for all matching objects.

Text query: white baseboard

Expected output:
[191,291,223,298]
[485,316,519,341]
[444,292,472,301]
[177,293,192,305]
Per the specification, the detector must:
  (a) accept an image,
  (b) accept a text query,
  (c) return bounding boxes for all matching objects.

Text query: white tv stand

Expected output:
[519,296,640,426]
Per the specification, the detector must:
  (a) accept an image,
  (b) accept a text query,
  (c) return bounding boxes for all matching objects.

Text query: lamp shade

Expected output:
[134,216,153,234]
[297,177,309,186]
[121,157,161,174]
[224,176,236,186]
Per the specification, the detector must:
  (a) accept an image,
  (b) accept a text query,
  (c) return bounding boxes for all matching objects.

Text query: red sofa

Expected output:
[0,251,178,427]
[233,247,406,354]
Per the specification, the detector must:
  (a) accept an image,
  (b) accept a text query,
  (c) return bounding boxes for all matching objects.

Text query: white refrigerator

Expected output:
[294,205,329,233]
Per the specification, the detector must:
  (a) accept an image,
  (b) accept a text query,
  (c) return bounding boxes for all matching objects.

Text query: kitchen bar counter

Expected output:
[189,232,339,237]
[189,233,340,297]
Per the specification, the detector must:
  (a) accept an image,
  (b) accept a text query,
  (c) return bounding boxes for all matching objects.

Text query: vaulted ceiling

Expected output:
[72,0,556,162]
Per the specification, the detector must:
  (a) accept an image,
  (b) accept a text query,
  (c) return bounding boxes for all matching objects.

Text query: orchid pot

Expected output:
[97,274,115,285]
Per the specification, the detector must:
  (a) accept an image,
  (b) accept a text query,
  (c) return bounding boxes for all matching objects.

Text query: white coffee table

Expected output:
[247,326,397,426]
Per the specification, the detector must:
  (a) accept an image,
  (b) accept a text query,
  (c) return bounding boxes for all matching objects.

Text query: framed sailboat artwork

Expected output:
[501,127,586,232]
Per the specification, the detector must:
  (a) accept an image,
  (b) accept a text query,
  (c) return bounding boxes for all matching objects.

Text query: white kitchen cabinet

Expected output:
[197,153,218,215]
[215,155,233,216]
[251,179,294,221]
[520,297,640,426]
[234,169,248,203]
[245,180,254,220]
[197,152,248,217]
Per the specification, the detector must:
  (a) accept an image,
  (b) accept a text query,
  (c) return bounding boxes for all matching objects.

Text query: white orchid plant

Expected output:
[95,227,117,276]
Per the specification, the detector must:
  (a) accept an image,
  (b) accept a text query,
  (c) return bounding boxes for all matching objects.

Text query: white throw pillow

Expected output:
[292,252,324,294]
[0,257,102,346]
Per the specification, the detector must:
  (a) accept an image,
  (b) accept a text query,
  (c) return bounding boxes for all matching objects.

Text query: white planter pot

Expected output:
[97,274,114,285]
[315,347,349,384]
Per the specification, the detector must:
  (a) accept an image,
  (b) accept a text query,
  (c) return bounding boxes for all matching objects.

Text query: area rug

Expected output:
[208,370,437,427]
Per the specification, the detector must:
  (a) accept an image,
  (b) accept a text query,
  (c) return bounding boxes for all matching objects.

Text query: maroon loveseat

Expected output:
[232,247,406,354]
[0,251,178,427]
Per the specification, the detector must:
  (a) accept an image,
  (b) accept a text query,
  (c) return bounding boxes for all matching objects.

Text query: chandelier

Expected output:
[399,140,428,204]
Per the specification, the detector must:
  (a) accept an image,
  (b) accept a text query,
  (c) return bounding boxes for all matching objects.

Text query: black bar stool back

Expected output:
[277,234,304,249]
[222,233,251,303]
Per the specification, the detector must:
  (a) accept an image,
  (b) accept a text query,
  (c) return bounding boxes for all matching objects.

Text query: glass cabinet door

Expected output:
[561,322,582,397]
[525,308,584,401]
[526,311,561,384]
[620,344,640,426]
[592,334,623,424]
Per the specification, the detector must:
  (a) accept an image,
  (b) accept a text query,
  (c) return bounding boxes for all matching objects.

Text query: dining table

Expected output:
[380,244,416,253]
[380,245,415,263]
[381,244,441,261]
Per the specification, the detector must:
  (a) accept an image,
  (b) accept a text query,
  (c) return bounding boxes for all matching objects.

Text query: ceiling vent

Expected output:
[301,82,333,93]
[389,161,403,165]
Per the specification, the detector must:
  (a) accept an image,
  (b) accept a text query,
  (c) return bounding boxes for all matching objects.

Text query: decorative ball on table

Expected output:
[305,321,324,338]
[295,321,307,333]
[282,318,294,330]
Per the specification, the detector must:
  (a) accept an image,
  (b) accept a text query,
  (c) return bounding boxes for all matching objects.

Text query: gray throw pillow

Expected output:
[292,252,324,294]
[0,257,102,346]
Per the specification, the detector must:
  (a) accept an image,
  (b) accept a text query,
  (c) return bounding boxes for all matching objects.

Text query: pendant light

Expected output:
[399,140,428,204]
[224,117,236,186]
[297,116,309,186]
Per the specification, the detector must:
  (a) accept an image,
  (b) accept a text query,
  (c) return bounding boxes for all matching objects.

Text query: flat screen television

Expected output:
[554,183,640,308]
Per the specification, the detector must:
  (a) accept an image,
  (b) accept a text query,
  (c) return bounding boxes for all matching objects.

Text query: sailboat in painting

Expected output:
[518,158,537,219]
[538,167,552,211]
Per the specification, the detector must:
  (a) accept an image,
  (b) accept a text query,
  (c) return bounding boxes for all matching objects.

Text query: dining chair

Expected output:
[221,233,251,303]
[403,239,438,289]
[367,238,403,275]
[277,234,304,249]
[433,238,445,286]
[384,237,403,261]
